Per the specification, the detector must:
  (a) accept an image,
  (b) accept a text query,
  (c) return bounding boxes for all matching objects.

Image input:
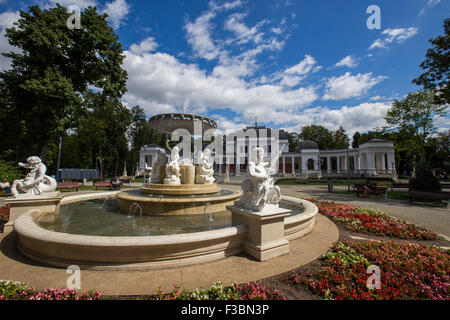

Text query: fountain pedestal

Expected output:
[228,204,291,261]
[4,192,64,232]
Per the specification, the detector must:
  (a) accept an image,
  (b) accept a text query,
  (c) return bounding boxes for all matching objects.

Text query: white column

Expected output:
[327,156,331,173]
[381,153,386,172]
[291,157,295,175]
[353,156,357,173]
[367,152,376,176]
[336,156,341,173]
[282,157,286,175]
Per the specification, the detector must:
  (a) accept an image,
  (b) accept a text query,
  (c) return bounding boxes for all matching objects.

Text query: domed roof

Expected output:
[297,140,319,151]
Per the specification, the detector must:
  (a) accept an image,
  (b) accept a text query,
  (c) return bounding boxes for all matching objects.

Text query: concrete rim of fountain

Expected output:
[12,195,317,270]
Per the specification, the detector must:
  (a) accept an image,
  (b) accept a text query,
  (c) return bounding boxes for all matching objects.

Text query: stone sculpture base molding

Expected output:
[227,204,291,261]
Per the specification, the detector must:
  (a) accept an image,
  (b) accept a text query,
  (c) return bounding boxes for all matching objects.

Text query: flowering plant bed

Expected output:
[0,280,102,300]
[0,205,10,222]
[286,240,449,300]
[151,281,286,300]
[308,199,436,240]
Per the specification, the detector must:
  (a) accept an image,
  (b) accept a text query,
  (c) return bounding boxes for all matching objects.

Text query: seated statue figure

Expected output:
[164,146,181,185]
[11,156,57,198]
[237,147,281,211]
[196,148,215,184]
[150,150,166,183]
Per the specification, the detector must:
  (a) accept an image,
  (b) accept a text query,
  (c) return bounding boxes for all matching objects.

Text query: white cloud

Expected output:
[278,54,321,87]
[323,72,387,100]
[46,0,96,8]
[369,27,419,50]
[282,102,391,137]
[335,55,359,68]
[103,0,131,30]
[0,11,21,71]
[420,0,441,16]
[129,37,158,54]
[122,47,318,122]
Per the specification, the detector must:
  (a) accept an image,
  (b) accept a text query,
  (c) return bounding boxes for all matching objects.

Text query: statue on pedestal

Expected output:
[164,146,181,185]
[196,148,215,184]
[151,150,166,184]
[11,156,57,198]
[237,147,281,211]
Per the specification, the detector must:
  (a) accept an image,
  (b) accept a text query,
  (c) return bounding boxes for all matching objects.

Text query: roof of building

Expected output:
[296,140,319,151]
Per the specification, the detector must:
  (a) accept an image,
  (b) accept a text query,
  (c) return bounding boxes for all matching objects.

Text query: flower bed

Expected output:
[309,199,436,240]
[153,281,286,300]
[287,241,449,300]
[0,205,10,222]
[0,280,102,300]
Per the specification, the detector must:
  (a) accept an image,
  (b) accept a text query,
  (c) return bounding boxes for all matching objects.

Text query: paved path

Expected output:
[277,184,450,239]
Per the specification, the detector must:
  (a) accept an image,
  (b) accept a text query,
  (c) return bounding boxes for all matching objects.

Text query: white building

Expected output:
[139,126,397,178]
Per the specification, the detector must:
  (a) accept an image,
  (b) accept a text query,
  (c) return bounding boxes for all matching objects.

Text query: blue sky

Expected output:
[0,0,449,136]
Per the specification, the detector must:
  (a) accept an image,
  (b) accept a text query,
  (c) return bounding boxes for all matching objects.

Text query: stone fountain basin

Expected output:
[116,188,242,215]
[13,196,317,270]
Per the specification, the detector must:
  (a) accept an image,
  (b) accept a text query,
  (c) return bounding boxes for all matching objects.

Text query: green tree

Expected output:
[384,90,447,150]
[297,125,335,150]
[0,5,128,167]
[413,18,450,105]
[333,126,350,149]
[409,157,441,191]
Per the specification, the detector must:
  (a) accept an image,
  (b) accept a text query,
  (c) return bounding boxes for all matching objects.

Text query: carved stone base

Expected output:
[227,204,291,261]
[3,192,64,233]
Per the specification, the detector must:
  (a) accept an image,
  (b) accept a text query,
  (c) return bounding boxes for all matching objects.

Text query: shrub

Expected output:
[409,157,441,191]
[0,160,23,182]
[0,205,10,222]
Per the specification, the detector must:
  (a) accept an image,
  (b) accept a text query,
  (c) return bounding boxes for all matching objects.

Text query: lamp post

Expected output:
[56,136,62,181]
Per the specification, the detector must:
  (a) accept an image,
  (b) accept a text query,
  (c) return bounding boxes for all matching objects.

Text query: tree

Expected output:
[352,132,361,148]
[0,5,128,166]
[333,126,350,149]
[385,90,447,149]
[297,125,335,150]
[413,18,450,105]
[409,157,441,191]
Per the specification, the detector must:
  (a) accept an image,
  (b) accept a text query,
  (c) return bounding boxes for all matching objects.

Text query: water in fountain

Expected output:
[128,202,143,218]
[204,202,213,221]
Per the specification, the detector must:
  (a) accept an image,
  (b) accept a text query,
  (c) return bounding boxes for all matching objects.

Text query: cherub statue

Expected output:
[150,150,166,183]
[237,147,281,211]
[164,146,181,185]
[11,156,57,197]
[196,148,215,184]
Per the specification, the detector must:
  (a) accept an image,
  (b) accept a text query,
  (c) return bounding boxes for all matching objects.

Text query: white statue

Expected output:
[236,147,281,211]
[144,162,152,183]
[11,156,57,198]
[151,150,166,183]
[164,146,181,185]
[196,148,215,184]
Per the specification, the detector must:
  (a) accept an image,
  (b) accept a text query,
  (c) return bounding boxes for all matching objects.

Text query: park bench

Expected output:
[407,190,450,208]
[56,182,80,191]
[353,183,389,199]
[94,181,112,190]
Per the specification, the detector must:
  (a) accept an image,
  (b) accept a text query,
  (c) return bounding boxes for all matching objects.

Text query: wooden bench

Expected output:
[56,182,80,192]
[407,191,450,208]
[353,183,389,199]
[94,181,112,190]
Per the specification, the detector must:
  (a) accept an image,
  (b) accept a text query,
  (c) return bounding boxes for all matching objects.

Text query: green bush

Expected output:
[409,158,441,191]
[0,160,23,182]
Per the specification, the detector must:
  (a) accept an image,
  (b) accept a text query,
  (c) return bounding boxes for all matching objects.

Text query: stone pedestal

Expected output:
[180,164,195,184]
[3,192,64,233]
[227,204,291,261]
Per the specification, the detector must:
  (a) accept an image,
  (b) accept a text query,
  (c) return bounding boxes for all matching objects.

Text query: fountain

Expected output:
[11,113,319,269]
[116,113,241,216]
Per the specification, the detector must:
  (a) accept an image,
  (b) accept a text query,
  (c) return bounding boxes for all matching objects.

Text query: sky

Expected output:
[0,0,449,137]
